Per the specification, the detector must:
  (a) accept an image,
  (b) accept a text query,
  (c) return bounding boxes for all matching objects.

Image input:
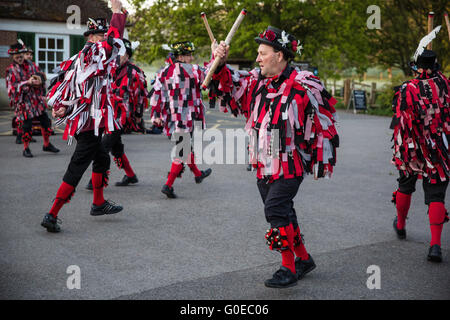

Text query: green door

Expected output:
[70,35,86,57]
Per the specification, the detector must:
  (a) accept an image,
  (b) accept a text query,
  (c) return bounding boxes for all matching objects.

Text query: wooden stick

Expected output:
[427,12,434,49]
[202,9,247,89]
[201,12,215,44]
[445,12,450,42]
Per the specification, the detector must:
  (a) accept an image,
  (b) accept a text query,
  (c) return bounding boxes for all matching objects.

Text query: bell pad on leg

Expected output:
[265,227,290,252]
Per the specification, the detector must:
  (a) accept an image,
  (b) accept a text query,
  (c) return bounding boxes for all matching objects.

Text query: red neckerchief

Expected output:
[263,64,288,92]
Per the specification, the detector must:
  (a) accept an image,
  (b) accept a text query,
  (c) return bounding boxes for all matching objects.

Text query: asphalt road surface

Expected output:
[0,109,449,300]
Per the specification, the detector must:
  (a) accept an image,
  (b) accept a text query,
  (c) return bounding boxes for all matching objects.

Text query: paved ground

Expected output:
[0,109,449,300]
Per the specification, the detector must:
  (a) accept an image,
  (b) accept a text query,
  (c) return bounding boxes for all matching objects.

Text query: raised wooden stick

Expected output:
[202,9,247,89]
[201,12,215,44]
[427,12,434,49]
[444,12,450,42]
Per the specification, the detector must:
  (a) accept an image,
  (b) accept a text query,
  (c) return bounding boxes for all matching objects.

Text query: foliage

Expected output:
[128,0,450,80]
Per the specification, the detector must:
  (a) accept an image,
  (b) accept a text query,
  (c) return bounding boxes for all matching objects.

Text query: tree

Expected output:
[370,0,450,76]
[128,0,450,78]
[128,0,223,63]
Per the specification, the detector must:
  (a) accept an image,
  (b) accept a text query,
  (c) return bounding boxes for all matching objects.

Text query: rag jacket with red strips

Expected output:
[111,61,149,132]
[6,60,47,121]
[209,64,339,181]
[391,71,450,183]
[150,61,206,137]
[47,12,127,144]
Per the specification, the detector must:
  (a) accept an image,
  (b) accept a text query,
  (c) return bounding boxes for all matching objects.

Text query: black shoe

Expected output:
[161,184,177,198]
[31,137,37,143]
[115,175,138,186]
[247,164,253,171]
[90,200,123,216]
[41,213,61,233]
[15,134,22,144]
[195,168,212,184]
[43,143,59,153]
[393,217,406,239]
[427,244,442,263]
[264,266,298,288]
[86,179,93,190]
[23,148,33,158]
[295,254,316,280]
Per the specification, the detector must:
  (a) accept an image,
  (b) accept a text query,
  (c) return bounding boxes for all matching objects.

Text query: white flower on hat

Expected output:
[296,44,303,56]
[278,30,290,48]
[131,41,140,50]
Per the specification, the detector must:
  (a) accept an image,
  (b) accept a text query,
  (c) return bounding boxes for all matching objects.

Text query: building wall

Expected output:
[0,31,16,109]
[0,30,16,78]
[0,18,130,110]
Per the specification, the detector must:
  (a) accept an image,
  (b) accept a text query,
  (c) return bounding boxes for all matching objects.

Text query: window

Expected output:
[35,34,69,77]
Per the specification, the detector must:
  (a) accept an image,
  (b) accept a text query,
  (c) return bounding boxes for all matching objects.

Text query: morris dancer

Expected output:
[391,26,449,262]
[211,26,339,288]
[6,40,58,156]
[41,0,126,233]
[150,41,212,199]
[86,38,148,189]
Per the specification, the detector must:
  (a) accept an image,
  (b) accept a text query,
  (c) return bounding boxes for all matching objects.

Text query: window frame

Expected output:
[35,34,70,78]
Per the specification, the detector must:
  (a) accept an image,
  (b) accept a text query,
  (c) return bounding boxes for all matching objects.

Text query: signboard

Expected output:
[352,90,367,111]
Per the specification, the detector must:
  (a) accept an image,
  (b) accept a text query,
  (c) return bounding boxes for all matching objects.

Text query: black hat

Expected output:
[415,50,437,70]
[255,26,302,59]
[123,39,133,58]
[8,39,27,55]
[84,18,109,37]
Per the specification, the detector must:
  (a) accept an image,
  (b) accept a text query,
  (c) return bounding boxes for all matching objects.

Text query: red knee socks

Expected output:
[92,172,105,206]
[120,154,135,177]
[165,161,184,187]
[41,128,50,147]
[22,132,31,150]
[281,224,296,274]
[49,181,75,217]
[293,225,310,261]
[428,202,447,247]
[395,191,411,230]
[187,153,202,177]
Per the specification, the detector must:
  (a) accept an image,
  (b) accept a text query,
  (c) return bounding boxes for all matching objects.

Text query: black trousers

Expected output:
[102,129,124,158]
[397,172,449,205]
[22,111,51,134]
[257,176,303,229]
[63,129,110,187]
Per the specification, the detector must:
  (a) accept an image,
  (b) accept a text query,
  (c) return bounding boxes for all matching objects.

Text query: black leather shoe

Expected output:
[31,137,36,143]
[41,213,61,233]
[43,143,60,153]
[162,184,177,198]
[393,217,406,239]
[86,179,93,190]
[115,175,138,186]
[295,254,316,280]
[264,266,298,288]
[195,168,212,184]
[15,134,22,144]
[90,200,123,216]
[23,148,33,158]
[427,244,442,263]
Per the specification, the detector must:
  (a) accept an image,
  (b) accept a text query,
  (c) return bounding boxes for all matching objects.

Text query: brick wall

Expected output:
[0,31,16,109]
[0,31,16,77]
